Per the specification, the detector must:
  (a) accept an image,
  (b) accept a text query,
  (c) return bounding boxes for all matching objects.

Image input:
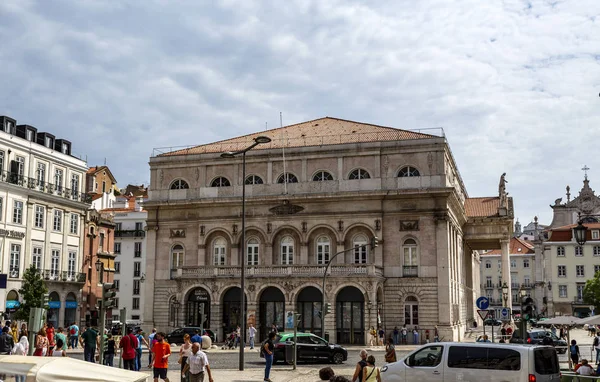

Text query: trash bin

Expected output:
[284,341,295,364]
[325,332,330,342]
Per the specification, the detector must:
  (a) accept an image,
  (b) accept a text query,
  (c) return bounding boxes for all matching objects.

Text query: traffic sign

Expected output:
[500,307,511,321]
[476,296,490,310]
[477,310,489,320]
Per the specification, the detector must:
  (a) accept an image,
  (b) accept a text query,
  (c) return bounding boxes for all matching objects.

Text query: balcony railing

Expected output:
[175,264,384,279]
[482,283,495,289]
[42,270,86,283]
[114,230,146,238]
[522,283,534,289]
[511,283,520,289]
[403,265,418,277]
[134,251,142,258]
[0,170,91,204]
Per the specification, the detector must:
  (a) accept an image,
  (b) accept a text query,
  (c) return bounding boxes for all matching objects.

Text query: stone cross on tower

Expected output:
[582,165,590,180]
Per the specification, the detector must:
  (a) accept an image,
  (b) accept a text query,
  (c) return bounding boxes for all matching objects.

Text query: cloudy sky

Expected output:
[2,0,600,225]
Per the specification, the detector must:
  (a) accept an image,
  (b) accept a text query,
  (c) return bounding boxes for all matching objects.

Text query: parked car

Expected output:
[259,332,347,364]
[380,342,560,382]
[166,327,216,345]
[509,329,567,354]
[483,318,502,326]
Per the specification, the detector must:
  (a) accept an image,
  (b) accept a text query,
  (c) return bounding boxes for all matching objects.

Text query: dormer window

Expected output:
[593,230,599,240]
[27,130,33,141]
[45,136,52,148]
[6,121,12,133]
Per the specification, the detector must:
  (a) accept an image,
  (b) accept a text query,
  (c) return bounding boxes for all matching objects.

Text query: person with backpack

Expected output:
[119,327,139,370]
[351,349,368,382]
[570,339,581,368]
[263,332,276,382]
[68,322,79,349]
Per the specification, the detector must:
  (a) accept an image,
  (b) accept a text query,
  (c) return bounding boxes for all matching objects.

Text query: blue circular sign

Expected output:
[476,296,490,310]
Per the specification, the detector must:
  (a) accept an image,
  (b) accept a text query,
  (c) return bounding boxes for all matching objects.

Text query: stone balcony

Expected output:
[173,264,384,279]
[43,270,86,284]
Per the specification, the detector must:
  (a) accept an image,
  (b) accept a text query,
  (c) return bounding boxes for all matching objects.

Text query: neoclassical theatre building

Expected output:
[143,117,513,344]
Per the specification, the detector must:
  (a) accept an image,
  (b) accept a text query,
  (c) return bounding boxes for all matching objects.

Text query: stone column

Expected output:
[500,239,512,311]
[142,227,157,332]
[435,217,452,327]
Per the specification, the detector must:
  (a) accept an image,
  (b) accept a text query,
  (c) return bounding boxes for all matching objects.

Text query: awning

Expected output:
[65,301,78,309]
[6,300,20,309]
[48,301,61,309]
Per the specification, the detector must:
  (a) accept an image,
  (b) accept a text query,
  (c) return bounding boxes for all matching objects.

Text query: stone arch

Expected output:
[255,284,287,303]
[169,178,191,189]
[271,225,303,265]
[398,286,425,302]
[202,227,234,246]
[204,229,233,266]
[236,226,269,266]
[331,282,369,303]
[335,285,366,345]
[306,225,338,265]
[289,282,323,302]
[343,224,376,264]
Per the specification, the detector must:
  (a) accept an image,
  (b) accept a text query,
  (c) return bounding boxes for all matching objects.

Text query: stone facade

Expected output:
[143,117,512,344]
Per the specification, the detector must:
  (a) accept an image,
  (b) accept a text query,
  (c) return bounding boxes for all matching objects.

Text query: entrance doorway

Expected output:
[336,286,364,345]
[186,287,211,329]
[222,287,247,338]
[48,292,60,328]
[64,293,77,327]
[259,287,285,341]
[296,286,322,337]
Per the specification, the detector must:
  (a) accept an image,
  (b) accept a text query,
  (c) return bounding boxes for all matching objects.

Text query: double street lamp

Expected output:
[221,135,271,371]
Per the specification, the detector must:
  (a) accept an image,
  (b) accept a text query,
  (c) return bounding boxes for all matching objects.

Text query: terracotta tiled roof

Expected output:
[464,197,500,217]
[546,222,600,242]
[481,237,535,255]
[159,117,438,157]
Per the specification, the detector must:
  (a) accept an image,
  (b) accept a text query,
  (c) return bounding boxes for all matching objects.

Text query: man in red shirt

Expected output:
[151,332,171,382]
[119,327,139,370]
[46,323,55,356]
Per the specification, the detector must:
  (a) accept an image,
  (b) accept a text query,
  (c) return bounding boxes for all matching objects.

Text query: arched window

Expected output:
[211,177,231,187]
[281,236,294,265]
[170,179,189,189]
[316,236,331,264]
[353,234,368,264]
[213,238,226,266]
[277,173,298,184]
[348,168,370,180]
[313,171,333,182]
[398,166,420,177]
[171,245,184,279]
[247,237,259,266]
[245,175,264,185]
[404,296,419,325]
[485,260,491,269]
[403,238,418,277]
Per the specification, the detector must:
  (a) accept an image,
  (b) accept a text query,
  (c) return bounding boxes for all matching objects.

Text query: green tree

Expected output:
[15,265,48,321]
[583,271,600,312]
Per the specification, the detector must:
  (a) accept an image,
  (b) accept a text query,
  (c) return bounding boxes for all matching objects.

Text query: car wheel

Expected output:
[332,352,344,364]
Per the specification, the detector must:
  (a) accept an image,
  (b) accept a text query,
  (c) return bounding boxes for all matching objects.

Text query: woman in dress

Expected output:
[33,328,48,356]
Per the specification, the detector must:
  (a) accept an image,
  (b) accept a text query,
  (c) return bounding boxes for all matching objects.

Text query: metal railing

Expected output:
[403,265,418,277]
[42,270,86,283]
[0,170,91,204]
[175,264,384,279]
[114,230,146,238]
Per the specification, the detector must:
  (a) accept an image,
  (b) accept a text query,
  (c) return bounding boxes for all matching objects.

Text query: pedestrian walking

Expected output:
[104,334,116,367]
[594,332,600,364]
[182,342,214,382]
[148,328,157,367]
[351,349,368,382]
[55,327,67,353]
[46,323,55,356]
[80,326,98,362]
[412,327,419,345]
[191,329,202,345]
[362,355,382,382]
[151,332,172,382]
[385,338,396,363]
[401,326,407,345]
[263,331,276,382]
[52,338,66,357]
[12,334,29,355]
[392,327,399,345]
[33,328,48,357]
[119,327,139,370]
[235,325,241,348]
[249,324,257,349]
[179,334,193,382]
[136,328,149,371]
[570,339,581,368]
[270,323,278,334]
[369,327,377,347]
[10,322,18,344]
[434,326,440,342]
[68,322,79,349]
[0,326,15,355]
[377,327,384,347]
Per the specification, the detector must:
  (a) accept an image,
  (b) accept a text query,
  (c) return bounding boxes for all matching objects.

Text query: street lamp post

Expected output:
[519,287,527,341]
[221,135,271,371]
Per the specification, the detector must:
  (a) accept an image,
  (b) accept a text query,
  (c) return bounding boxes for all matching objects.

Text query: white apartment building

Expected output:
[480,237,536,318]
[0,115,89,326]
[105,194,147,324]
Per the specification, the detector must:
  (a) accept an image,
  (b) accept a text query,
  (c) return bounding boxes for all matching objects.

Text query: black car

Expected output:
[483,318,502,326]
[166,327,216,345]
[509,329,567,354]
[260,332,347,364]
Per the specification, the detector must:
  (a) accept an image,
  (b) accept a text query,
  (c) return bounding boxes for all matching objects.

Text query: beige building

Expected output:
[143,117,513,344]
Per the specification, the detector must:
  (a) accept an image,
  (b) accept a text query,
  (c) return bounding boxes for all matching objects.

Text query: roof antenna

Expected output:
[265,122,268,131]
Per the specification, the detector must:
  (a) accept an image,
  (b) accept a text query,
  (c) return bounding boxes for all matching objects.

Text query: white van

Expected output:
[380,342,560,382]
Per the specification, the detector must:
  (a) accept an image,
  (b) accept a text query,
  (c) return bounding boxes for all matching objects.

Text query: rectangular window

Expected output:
[576,265,585,277]
[68,251,76,278]
[593,230,600,240]
[135,222,143,231]
[577,284,585,301]
[16,156,25,177]
[0,197,3,221]
[523,277,531,287]
[53,210,62,231]
[34,205,45,228]
[37,163,46,191]
[13,200,23,224]
[9,244,21,278]
[115,222,122,231]
[134,242,142,257]
[133,280,140,295]
[447,346,521,370]
[99,233,104,251]
[70,214,78,234]
[523,259,530,268]
[317,241,330,265]
[0,150,4,172]
[510,259,516,268]
[595,265,600,275]
[354,244,366,264]
[557,246,565,257]
[132,298,140,310]
[114,242,121,254]
[32,246,42,270]
[54,168,63,194]
[115,262,120,274]
[114,298,119,309]
[575,246,583,256]
[594,246,600,256]
[558,265,566,277]
[133,262,141,277]
[485,261,491,269]
[50,249,60,279]
[70,174,79,197]
[404,303,418,325]
[114,280,120,291]
[213,244,226,266]
[485,276,492,288]
[497,260,501,269]
[559,285,567,298]
[247,241,259,266]
[282,242,294,265]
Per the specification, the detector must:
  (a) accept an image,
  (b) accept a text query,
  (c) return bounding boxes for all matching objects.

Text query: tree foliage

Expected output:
[14,265,48,321]
[583,271,600,313]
